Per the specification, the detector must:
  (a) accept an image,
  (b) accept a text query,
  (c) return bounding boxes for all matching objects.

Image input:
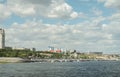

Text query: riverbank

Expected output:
[0,57,24,63]
[24,58,119,63]
[0,57,119,63]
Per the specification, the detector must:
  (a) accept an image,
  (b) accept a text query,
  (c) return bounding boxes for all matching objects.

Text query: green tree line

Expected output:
[0,49,64,59]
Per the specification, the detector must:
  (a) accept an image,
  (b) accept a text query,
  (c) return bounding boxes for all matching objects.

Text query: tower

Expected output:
[0,28,5,49]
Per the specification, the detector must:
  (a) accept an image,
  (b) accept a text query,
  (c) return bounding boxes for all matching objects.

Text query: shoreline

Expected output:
[0,57,24,63]
[0,57,119,63]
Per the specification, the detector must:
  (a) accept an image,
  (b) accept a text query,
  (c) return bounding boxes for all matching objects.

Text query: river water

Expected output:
[0,61,120,77]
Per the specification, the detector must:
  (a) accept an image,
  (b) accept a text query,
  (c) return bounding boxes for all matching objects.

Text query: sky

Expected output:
[0,0,120,54]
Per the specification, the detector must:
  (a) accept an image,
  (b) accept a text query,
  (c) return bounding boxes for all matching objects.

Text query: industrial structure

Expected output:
[0,28,5,49]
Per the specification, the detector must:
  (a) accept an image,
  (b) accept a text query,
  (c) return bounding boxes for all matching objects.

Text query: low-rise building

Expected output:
[89,52,103,55]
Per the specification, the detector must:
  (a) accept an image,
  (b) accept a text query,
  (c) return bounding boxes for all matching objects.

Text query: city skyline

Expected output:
[0,0,120,54]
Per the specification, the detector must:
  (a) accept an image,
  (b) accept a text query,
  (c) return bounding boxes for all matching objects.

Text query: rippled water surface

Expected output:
[0,61,120,77]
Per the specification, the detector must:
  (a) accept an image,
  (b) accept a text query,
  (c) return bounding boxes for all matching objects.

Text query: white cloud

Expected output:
[98,0,120,10]
[109,13,120,22]
[101,14,120,52]
[5,15,120,53]
[0,0,119,53]
[70,12,78,19]
[0,4,11,20]
[48,2,77,19]
[7,0,78,19]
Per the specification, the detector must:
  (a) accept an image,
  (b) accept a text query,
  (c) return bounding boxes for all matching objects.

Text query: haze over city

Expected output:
[0,0,120,54]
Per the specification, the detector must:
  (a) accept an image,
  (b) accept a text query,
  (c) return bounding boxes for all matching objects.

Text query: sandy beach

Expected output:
[0,57,24,63]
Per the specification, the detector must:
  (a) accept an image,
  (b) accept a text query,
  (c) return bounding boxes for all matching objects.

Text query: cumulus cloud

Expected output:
[98,0,120,42]
[106,12,120,41]
[0,0,119,53]
[0,4,11,20]
[98,0,120,10]
[109,13,120,22]
[5,15,120,53]
[6,0,78,19]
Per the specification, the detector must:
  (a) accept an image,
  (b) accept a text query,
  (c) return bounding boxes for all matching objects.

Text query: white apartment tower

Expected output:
[0,28,5,49]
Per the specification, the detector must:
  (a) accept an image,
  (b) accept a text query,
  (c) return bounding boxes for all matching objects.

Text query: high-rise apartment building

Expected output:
[0,28,5,49]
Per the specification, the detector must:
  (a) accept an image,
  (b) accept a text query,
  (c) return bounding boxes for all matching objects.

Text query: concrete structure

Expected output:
[13,47,30,51]
[89,52,103,55]
[31,48,36,52]
[0,28,5,49]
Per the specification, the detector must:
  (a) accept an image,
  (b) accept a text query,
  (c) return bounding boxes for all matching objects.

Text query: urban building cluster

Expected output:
[0,28,120,61]
[48,46,62,53]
